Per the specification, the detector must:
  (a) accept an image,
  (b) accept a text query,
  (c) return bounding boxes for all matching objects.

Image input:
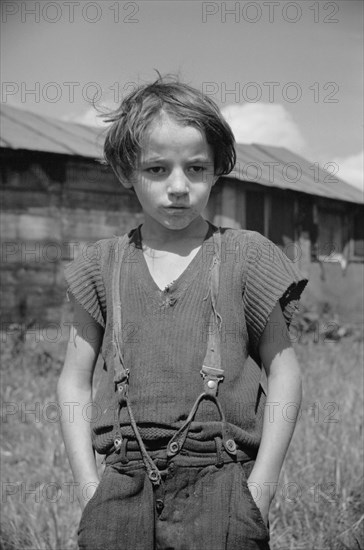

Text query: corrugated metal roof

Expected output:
[232,143,363,204]
[1,103,362,204]
[0,103,103,158]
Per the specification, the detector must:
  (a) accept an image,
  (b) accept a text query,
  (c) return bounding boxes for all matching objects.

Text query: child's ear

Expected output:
[120,178,134,190]
[113,167,134,189]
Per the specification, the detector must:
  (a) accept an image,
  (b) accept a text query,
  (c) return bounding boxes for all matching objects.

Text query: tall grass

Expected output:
[269,338,363,550]
[1,334,80,550]
[1,330,363,550]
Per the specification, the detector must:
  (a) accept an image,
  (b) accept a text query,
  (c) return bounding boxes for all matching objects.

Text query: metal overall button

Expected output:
[113,436,122,451]
[168,441,180,455]
[225,439,237,454]
[148,470,161,484]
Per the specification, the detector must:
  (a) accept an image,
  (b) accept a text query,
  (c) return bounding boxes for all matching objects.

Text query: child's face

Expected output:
[125,112,217,233]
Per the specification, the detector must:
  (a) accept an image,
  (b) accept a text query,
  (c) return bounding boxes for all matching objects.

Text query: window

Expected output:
[317,208,348,257]
[269,194,295,246]
[246,191,264,235]
[353,210,364,257]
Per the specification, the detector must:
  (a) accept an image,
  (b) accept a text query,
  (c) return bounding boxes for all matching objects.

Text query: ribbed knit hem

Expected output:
[92,422,261,457]
[64,242,106,328]
[243,232,308,359]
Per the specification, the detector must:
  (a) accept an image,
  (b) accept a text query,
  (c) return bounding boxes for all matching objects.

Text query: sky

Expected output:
[1,0,363,191]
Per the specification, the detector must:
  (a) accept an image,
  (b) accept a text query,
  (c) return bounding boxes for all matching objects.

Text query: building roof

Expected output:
[0,103,102,158]
[232,143,363,204]
[1,103,363,204]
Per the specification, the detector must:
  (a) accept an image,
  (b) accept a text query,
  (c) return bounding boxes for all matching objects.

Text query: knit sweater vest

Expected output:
[65,223,308,457]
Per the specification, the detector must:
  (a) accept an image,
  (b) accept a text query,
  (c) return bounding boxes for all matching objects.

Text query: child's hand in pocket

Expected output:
[78,479,100,512]
[247,478,272,527]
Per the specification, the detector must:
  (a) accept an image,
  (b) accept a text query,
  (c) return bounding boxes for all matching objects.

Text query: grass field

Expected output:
[1,328,363,550]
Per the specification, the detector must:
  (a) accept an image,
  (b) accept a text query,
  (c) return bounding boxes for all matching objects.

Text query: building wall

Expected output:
[0,151,142,329]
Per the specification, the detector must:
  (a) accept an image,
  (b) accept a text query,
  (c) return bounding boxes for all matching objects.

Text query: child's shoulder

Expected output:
[216,226,298,271]
[217,226,273,249]
[91,228,136,259]
[94,228,134,247]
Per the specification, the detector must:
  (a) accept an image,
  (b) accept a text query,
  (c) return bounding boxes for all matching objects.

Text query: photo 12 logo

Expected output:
[201,2,340,24]
[1,1,140,24]
[201,81,340,104]
[1,81,141,106]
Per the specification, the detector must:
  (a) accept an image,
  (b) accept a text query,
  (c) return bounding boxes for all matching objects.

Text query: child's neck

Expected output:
[139,216,210,290]
[140,216,209,252]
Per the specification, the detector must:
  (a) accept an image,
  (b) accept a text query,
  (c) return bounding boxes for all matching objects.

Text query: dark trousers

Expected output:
[78,450,270,550]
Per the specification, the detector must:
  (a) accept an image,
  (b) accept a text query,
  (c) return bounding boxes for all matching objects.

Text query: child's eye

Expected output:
[146,167,165,175]
[189,166,206,173]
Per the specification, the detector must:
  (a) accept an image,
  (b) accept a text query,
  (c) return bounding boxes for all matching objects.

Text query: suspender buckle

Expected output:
[114,368,130,401]
[200,365,225,396]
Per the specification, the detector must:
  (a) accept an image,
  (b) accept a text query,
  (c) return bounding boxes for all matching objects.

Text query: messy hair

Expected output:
[103,75,236,182]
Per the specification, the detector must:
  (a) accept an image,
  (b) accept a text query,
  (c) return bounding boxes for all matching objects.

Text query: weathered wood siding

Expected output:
[0,150,142,328]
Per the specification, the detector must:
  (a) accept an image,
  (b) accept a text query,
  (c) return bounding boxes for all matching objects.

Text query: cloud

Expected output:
[221,103,306,154]
[334,151,364,192]
[62,106,109,128]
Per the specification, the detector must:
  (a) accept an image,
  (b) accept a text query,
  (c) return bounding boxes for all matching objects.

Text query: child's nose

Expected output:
[167,171,189,195]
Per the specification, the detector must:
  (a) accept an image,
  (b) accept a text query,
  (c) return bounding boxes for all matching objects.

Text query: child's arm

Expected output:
[57,299,103,511]
[247,302,302,524]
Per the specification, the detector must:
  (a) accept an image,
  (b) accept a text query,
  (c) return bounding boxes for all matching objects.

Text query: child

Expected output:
[57,76,307,550]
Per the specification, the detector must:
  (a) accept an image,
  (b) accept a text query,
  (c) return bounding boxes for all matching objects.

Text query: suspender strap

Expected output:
[110,234,129,387]
[109,235,129,454]
[167,229,237,458]
[202,230,222,374]
[110,233,162,485]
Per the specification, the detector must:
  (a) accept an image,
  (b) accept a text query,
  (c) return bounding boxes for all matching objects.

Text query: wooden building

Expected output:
[1,104,363,329]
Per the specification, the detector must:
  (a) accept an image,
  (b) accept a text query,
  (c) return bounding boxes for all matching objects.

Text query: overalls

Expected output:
[78,230,270,550]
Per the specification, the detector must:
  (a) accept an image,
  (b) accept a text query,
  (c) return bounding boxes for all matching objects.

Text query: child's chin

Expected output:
[159,219,193,232]
[164,220,192,230]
